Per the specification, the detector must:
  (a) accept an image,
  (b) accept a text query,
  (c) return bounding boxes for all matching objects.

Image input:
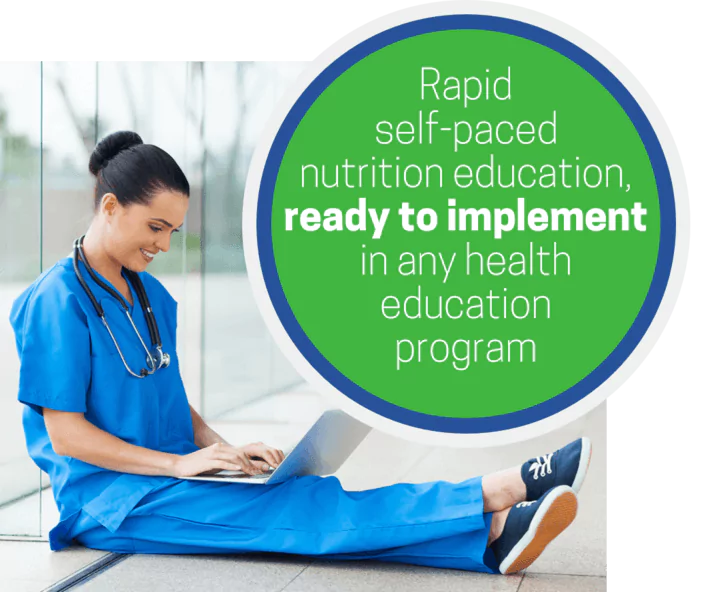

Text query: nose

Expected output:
[155,233,172,254]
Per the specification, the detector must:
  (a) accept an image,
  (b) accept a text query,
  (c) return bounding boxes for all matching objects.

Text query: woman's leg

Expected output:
[72,448,581,574]
[305,512,500,573]
[73,474,497,572]
[482,465,527,512]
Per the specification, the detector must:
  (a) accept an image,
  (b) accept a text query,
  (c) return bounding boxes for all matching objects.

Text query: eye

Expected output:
[172,228,181,234]
[150,225,162,233]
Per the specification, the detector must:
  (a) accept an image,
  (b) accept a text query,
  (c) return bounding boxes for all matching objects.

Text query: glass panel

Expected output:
[0,62,42,536]
[35,62,99,538]
[0,61,310,537]
[95,62,203,407]
[40,62,97,271]
[261,63,312,399]
[202,62,307,420]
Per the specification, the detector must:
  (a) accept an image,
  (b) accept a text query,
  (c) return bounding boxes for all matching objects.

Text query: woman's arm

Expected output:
[189,404,229,448]
[43,408,277,477]
[44,409,180,476]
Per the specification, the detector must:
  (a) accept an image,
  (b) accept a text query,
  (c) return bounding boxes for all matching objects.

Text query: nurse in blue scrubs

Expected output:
[9,130,591,575]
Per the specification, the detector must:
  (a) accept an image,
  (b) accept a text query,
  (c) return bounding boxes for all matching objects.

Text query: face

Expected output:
[100,189,190,272]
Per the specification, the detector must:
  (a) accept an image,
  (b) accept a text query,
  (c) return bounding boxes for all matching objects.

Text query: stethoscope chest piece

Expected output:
[148,347,170,371]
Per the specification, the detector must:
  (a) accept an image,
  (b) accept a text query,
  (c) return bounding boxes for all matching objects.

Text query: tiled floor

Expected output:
[0,540,108,591]
[0,387,606,591]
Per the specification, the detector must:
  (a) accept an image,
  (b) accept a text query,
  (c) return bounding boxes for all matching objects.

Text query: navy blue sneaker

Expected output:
[521,437,592,501]
[491,485,578,575]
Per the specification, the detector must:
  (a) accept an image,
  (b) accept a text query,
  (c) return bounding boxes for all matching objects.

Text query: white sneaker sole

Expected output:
[499,485,578,575]
[571,437,592,494]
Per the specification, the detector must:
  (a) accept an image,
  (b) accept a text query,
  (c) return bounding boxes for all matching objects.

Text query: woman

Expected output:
[9,131,592,575]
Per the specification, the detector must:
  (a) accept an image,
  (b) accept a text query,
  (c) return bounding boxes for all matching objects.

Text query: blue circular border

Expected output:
[256,15,676,433]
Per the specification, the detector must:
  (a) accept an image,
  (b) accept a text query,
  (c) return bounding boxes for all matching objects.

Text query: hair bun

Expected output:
[89,130,144,176]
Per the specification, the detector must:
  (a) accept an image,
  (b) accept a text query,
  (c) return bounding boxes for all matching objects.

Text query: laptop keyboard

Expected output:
[198,469,275,479]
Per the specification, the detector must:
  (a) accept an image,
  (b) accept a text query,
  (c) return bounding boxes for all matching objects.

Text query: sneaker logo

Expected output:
[517,501,536,508]
[529,453,554,480]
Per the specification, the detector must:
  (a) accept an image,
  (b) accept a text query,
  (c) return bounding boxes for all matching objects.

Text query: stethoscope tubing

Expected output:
[72,235,170,378]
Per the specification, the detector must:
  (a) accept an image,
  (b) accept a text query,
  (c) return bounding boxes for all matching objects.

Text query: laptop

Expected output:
[182,408,372,484]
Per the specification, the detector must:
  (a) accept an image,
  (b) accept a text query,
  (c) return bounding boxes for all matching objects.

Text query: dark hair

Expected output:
[89,130,190,211]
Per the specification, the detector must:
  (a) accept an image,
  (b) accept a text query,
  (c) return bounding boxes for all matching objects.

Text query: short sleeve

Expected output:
[15,282,91,415]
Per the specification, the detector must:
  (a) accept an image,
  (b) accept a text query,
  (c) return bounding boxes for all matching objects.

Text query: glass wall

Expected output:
[0,61,306,538]
[95,62,205,405]
[0,63,43,536]
[202,62,304,419]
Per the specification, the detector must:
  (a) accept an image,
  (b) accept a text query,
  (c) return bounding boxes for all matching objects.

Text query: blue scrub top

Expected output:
[9,255,199,550]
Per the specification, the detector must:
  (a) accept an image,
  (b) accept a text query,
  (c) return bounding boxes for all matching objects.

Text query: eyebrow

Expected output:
[149,217,183,230]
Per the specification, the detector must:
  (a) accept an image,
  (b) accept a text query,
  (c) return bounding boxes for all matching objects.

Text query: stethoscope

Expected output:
[72,235,170,378]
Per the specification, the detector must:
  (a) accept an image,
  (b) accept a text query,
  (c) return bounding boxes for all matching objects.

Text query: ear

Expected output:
[100,193,119,216]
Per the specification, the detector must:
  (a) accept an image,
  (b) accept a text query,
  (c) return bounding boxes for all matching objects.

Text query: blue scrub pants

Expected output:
[70,474,499,573]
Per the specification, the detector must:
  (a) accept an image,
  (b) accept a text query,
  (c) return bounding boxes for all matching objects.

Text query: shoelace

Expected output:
[528,452,554,480]
[517,501,536,508]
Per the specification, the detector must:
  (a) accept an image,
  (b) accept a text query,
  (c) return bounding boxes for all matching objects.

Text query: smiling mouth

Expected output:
[140,249,156,262]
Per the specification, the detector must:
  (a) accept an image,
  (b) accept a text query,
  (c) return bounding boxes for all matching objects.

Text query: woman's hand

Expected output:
[169,441,286,478]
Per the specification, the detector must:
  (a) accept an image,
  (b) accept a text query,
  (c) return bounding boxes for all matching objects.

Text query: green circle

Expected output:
[271,30,659,418]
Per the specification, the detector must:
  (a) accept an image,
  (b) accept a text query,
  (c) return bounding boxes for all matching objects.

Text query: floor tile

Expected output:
[519,573,607,591]
[3,579,55,592]
[283,561,522,592]
[0,540,108,582]
[76,553,311,592]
